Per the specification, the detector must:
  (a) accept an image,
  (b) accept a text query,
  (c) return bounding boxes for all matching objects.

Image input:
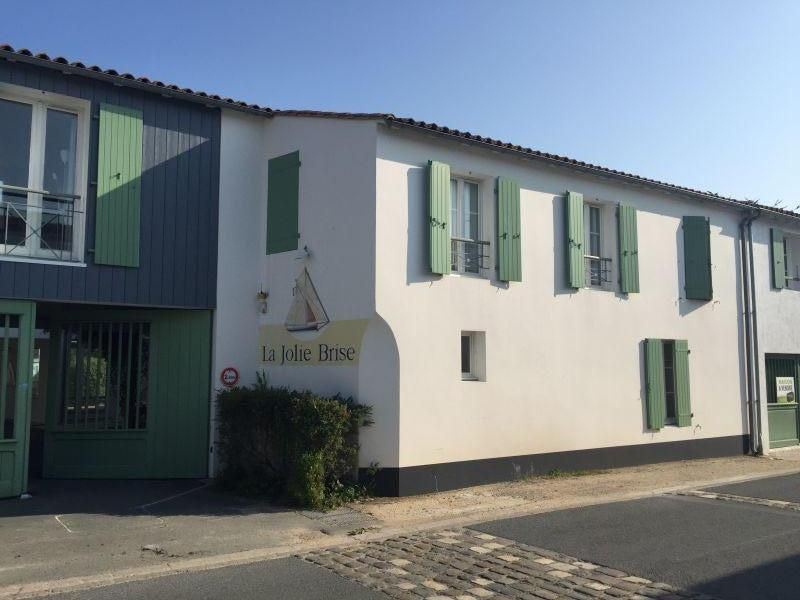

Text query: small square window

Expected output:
[460,331,486,381]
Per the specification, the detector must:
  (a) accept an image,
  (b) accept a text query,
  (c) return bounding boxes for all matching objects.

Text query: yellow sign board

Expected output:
[258,319,370,367]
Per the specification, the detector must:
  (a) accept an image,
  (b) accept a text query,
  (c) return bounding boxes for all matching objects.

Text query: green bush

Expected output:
[216,373,373,509]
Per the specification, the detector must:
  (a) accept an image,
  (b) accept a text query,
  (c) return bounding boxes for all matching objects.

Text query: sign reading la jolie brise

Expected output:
[258,320,369,367]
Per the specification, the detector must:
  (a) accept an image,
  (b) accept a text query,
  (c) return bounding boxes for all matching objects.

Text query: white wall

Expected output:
[752,217,800,452]
[375,126,749,468]
[214,112,394,472]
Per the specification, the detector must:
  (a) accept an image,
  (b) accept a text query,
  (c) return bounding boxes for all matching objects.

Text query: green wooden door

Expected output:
[0,300,36,498]
[766,355,800,448]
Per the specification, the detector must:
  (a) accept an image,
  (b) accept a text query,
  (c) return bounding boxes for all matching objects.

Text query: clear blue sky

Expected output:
[6,1,798,206]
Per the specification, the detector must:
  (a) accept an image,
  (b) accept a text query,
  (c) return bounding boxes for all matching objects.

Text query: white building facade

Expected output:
[214,110,799,495]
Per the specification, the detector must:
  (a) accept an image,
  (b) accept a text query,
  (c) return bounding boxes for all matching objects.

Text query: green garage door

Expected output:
[44,309,211,478]
[766,355,800,449]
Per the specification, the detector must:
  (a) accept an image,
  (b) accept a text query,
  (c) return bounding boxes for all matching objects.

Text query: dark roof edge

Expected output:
[381,117,798,222]
[0,44,274,116]
[271,109,797,221]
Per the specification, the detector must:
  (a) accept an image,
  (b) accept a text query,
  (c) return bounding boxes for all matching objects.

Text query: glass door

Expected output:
[0,300,36,498]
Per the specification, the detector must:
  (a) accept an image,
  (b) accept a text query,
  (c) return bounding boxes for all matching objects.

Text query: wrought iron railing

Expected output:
[585,255,613,287]
[0,184,83,262]
[451,237,490,274]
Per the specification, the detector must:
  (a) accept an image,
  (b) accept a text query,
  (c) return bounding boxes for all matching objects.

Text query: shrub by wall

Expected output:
[216,374,373,509]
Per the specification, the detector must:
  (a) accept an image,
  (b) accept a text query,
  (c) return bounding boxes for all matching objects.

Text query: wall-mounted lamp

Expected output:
[295,244,312,260]
[256,288,269,314]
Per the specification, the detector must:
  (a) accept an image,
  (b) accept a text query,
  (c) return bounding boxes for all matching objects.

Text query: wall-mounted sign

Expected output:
[258,319,370,367]
[220,367,240,387]
[776,377,795,404]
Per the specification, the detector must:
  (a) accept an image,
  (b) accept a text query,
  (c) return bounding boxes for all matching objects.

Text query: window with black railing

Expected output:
[584,204,614,288]
[0,92,85,262]
[450,177,489,275]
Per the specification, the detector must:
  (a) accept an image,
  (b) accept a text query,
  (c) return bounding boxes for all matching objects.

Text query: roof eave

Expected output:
[384,118,798,222]
[0,48,274,117]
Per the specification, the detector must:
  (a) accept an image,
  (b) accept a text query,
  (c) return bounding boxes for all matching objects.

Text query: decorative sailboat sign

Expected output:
[258,267,369,366]
[286,268,330,331]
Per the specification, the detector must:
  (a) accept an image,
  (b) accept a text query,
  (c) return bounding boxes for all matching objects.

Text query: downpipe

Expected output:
[739,209,763,455]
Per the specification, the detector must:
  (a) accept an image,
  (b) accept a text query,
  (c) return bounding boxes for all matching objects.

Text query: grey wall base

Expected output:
[363,434,750,497]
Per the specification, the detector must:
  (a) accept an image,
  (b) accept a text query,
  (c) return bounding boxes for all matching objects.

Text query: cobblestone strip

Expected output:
[677,489,800,512]
[300,527,718,600]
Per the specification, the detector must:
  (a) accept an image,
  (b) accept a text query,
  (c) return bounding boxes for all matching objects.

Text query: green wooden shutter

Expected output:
[645,338,666,430]
[95,104,143,267]
[682,216,712,301]
[497,177,521,282]
[771,228,786,290]
[428,161,451,275]
[266,151,301,255]
[617,204,640,293]
[565,191,584,288]
[674,339,692,427]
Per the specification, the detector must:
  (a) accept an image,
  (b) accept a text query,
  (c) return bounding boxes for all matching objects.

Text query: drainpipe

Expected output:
[740,208,763,454]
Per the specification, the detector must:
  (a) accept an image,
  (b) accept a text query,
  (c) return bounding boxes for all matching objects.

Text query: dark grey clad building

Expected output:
[0,45,238,498]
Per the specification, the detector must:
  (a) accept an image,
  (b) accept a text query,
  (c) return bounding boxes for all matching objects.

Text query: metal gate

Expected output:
[0,300,35,498]
[766,355,800,449]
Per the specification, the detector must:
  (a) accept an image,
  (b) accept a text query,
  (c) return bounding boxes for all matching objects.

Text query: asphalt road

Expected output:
[474,473,800,600]
[45,472,800,600]
[707,471,800,503]
[50,558,384,600]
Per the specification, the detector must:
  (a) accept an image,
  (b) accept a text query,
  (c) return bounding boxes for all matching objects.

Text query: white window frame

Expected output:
[0,82,90,264]
[784,233,800,291]
[450,176,483,275]
[582,200,616,290]
[460,330,486,382]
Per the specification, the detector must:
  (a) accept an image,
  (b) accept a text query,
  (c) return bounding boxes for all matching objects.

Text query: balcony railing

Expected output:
[585,255,613,287]
[0,184,82,262]
[451,237,490,274]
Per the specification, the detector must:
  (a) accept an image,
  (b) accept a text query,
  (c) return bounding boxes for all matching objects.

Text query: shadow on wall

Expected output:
[406,166,438,285]
[358,314,400,471]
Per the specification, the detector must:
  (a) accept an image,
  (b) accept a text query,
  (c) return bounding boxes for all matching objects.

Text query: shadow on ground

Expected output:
[0,478,292,518]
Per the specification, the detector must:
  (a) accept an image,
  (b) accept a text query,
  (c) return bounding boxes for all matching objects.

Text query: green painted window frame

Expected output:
[771,228,787,290]
[428,160,451,275]
[617,204,640,293]
[645,338,692,430]
[682,216,713,301]
[95,103,143,268]
[496,176,522,282]
[565,190,585,289]
[266,151,301,255]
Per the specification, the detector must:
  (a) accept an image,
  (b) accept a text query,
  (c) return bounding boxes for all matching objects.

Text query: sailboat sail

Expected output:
[286,268,330,331]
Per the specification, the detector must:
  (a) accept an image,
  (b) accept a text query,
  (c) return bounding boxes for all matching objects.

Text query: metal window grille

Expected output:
[451,237,490,274]
[584,255,613,287]
[58,322,150,430]
[0,184,83,262]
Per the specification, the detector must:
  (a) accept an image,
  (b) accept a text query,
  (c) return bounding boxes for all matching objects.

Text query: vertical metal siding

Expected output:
[0,61,220,309]
[428,161,451,275]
